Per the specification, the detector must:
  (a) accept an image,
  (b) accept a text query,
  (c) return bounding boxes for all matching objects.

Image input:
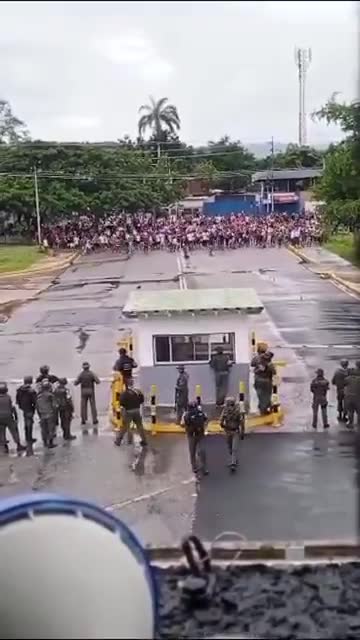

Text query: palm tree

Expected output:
[138,96,180,140]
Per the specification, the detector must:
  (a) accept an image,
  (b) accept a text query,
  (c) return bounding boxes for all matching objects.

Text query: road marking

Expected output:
[276,344,358,350]
[104,477,195,512]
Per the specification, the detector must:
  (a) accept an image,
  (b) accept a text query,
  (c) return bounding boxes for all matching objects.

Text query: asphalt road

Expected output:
[0,247,359,545]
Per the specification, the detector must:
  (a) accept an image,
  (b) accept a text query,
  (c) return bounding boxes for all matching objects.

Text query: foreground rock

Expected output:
[156,563,360,639]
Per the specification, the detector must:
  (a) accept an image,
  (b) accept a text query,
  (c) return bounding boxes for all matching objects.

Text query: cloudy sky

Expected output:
[0,1,357,145]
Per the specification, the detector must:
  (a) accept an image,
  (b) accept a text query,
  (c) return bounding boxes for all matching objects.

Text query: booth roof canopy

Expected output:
[122,288,264,316]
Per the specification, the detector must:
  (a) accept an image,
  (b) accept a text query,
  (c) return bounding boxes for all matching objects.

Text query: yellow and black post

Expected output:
[195,384,202,406]
[239,381,246,440]
[271,375,280,426]
[128,332,134,360]
[251,330,256,355]
[150,384,157,433]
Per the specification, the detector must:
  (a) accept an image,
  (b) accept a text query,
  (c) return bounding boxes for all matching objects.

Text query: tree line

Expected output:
[0,94,347,231]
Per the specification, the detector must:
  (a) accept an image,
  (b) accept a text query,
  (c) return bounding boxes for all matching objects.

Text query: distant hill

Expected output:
[245,142,330,158]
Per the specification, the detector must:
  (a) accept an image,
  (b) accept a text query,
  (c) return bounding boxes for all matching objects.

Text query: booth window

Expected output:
[154,333,235,364]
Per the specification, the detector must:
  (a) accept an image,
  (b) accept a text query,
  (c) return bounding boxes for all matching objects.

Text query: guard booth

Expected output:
[121,288,264,424]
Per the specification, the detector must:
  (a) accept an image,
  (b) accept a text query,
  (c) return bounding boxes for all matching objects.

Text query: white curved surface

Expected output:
[0,514,154,639]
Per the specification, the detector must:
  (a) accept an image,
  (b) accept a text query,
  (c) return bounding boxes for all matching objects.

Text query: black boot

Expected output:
[47,439,57,449]
[16,443,26,453]
[63,425,76,441]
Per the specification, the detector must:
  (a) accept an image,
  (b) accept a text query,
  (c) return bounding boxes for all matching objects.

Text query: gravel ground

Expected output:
[156,563,360,639]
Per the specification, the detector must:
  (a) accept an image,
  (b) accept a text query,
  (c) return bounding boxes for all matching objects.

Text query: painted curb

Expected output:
[287,244,315,264]
[329,272,360,297]
[0,251,79,281]
[148,540,360,563]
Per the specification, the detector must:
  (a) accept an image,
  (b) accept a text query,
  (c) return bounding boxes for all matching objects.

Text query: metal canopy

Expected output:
[122,287,264,317]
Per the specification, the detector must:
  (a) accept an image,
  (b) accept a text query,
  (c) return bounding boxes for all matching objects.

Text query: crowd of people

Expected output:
[41,210,323,253]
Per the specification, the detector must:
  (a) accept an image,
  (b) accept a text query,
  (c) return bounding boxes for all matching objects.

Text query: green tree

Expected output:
[313,95,360,258]
[138,97,181,140]
[0,99,29,144]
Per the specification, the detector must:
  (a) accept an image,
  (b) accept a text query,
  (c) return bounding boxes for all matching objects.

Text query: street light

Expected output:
[33,165,41,245]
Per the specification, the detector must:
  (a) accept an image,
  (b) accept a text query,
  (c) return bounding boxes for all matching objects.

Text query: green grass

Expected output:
[324,232,360,267]
[0,245,43,273]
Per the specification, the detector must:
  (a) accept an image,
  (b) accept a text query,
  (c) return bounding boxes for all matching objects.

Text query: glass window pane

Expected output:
[171,336,194,362]
[155,336,170,362]
[192,335,209,361]
[210,333,235,359]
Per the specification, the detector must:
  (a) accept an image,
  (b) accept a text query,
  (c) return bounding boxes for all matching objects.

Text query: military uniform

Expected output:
[0,383,25,453]
[252,352,276,415]
[220,398,244,471]
[210,348,232,406]
[331,360,349,421]
[175,366,189,424]
[182,403,208,476]
[54,379,76,441]
[36,383,57,448]
[74,363,100,429]
[344,362,360,428]
[16,377,37,451]
[310,369,330,430]
[115,384,147,446]
[113,349,137,381]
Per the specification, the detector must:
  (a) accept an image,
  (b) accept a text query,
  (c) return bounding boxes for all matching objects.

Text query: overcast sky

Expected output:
[0,1,357,145]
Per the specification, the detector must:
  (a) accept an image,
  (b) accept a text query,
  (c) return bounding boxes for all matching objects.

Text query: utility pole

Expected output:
[157,142,161,161]
[270,136,275,213]
[294,47,312,146]
[33,166,41,245]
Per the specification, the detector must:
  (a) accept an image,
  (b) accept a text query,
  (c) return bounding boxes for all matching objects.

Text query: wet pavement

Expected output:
[0,247,359,545]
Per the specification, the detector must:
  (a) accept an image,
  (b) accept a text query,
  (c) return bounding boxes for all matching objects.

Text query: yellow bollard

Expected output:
[239,381,246,439]
[251,330,256,354]
[195,384,202,406]
[112,372,126,432]
[271,375,281,426]
[150,384,157,434]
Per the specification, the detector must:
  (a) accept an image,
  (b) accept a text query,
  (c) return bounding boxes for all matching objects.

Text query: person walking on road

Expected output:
[182,401,208,477]
[0,382,26,454]
[114,378,147,447]
[74,362,100,433]
[344,360,360,428]
[310,368,330,430]
[332,359,350,422]
[36,380,57,449]
[220,396,244,473]
[16,376,37,454]
[54,378,76,441]
[113,348,137,381]
[210,346,232,407]
[175,365,189,424]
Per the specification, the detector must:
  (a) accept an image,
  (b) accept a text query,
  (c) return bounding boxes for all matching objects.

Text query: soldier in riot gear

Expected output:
[332,359,350,422]
[113,348,137,382]
[182,400,208,477]
[16,375,37,453]
[253,351,276,415]
[344,360,360,428]
[175,365,189,424]
[310,368,330,430]
[36,379,57,448]
[74,362,100,433]
[220,396,244,472]
[54,378,76,441]
[35,365,59,389]
[209,346,232,407]
[0,382,26,454]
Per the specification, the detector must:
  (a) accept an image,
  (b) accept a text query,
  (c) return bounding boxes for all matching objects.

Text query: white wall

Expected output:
[135,313,255,366]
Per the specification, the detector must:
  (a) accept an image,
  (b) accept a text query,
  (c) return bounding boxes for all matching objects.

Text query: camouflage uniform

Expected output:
[344,361,360,428]
[182,402,208,476]
[175,366,189,424]
[331,360,349,421]
[252,352,276,415]
[36,381,57,448]
[210,347,232,406]
[310,369,330,430]
[220,398,244,471]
